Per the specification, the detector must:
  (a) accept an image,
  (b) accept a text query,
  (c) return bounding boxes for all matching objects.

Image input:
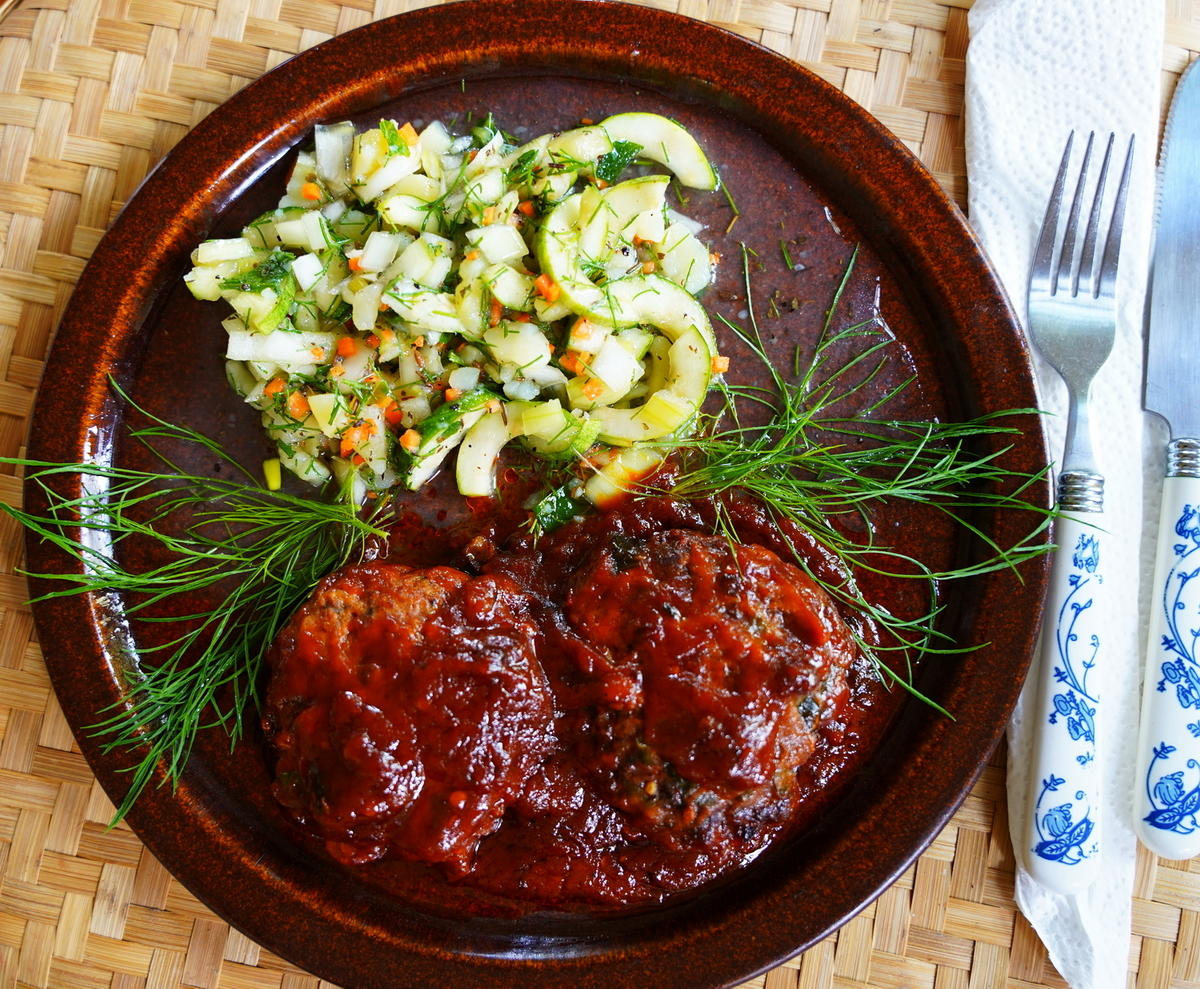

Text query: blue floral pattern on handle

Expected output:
[1033,774,1095,864]
[1143,505,1200,836]
[1032,530,1101,865]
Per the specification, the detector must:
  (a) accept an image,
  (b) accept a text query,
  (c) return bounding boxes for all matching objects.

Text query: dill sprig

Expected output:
[2,387,388,820]
[660,246,1051,698]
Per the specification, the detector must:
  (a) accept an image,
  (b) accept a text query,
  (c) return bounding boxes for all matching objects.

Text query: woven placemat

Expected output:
[0,1,1196,987]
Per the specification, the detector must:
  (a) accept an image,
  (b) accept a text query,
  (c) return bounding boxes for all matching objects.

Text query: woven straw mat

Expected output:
[0,0,1198,987]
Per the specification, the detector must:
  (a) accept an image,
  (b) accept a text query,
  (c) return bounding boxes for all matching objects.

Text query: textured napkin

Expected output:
[964,2,1163,987]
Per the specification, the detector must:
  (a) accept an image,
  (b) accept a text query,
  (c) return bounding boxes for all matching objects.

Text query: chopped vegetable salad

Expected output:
[184,112,722,504]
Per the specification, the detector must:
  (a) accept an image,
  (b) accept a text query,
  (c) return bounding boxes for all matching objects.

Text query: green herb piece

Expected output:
[379,119,410,157]
[2,383,389,822]
[532,485,587,534]
[220,250,295,292]
[506,149,540,186]
[595,140,642,183]
[415,386,500,444]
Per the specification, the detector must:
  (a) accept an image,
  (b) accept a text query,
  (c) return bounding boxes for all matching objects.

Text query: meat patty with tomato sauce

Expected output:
[264,562,555,871]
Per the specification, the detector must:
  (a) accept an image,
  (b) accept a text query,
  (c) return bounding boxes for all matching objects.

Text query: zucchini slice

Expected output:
[600,112,719,190]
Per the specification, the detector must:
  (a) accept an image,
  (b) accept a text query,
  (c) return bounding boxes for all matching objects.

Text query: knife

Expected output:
[1135,56,1200,860]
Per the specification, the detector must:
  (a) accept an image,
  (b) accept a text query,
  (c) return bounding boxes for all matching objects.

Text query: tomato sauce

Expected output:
[263,491,882,907]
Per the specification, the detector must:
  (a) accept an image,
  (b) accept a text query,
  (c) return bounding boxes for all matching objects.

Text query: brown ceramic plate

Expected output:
[25,1,1049,986]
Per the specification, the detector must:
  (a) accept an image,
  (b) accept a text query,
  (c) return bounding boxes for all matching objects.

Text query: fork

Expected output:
[1021,131,1134,894]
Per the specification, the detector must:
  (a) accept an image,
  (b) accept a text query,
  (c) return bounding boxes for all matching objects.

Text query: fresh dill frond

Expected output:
[660,245,1052,700]
[2,386,389,821]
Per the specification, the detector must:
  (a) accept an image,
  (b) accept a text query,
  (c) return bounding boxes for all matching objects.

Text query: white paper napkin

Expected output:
[964,2,1163,987]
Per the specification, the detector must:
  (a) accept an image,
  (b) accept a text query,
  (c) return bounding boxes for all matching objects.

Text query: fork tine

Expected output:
[1097,134,1135,299]
[1055,131,1095,295]
[1076,133,1115,297]
[1031,131,1075,291]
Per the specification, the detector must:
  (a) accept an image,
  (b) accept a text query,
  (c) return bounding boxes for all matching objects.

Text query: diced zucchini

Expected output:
[455,408,512,497]
[383,280,464,335]
[658,222,713,295]
[583,446,666,505]
[358,231,405,272]
[396,233,454,288]
[227,278,296,334]
[483,264,534,310]
[466,224,529,265]
[510,399,601,460]
[404,387,496,489]
[226,328,335,368]
[483,320,552,370]
[314,121,355,195]
[307,392,353,438]
[290,252,324,291]
[588,336,643,388]
[194,238,256,264]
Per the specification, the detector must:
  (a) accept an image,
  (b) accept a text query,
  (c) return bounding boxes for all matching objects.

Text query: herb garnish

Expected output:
[595,140,643,183]
[219,249,295,292]
[3,388,388,820]
[657,246,1050,700]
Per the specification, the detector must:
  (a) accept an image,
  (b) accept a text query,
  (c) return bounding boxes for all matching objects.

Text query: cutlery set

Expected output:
[1023,57,1200,889]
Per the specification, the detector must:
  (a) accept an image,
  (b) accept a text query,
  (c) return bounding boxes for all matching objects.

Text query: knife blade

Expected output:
[1134,56,1200,860]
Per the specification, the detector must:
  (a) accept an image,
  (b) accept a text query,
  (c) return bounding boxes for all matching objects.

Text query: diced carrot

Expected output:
[513,311,531,323]
[482,205,497,226]
[351,454,366,466]
[310,346,326,359]
[534,274,560,303]
[412,335,425,348]
[444,387,463,401]
[641,260,656,274]
[517,199,536,217]
[339,428,360,458]
[329,364,345,378]
[467,149,478,162]
[347,255,364,272]
[632,233,646,246]
[710,251,722,264]
[547,342,556,353]
[263,377,286,398]
[365,333,380,349]
[464,249,481,261]
[385,406,404,426]
[559,351,587,375]
[336,336,357,358]
[399,122,419,147]
[711,354,731,374]
[378,328,396,344]
[572,318,594,341]
[399,428,421,452]
[582,378,605,401]
[300,181,322,201]
[489,296,503,327]
[596,178,609,190]
[580,117,594,125]
[287,391,310,419]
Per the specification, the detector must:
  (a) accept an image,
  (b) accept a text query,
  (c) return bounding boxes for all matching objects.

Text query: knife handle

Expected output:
[1024,505,1105,892]
[1135,456,1200,860]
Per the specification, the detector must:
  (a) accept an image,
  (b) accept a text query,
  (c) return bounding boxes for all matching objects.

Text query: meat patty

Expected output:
[559,530,853,830]
[264,562,555,871]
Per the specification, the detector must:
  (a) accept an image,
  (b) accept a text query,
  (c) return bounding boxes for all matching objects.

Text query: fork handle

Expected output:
[1024,494,1105,892]
[1135,457,1200,860]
